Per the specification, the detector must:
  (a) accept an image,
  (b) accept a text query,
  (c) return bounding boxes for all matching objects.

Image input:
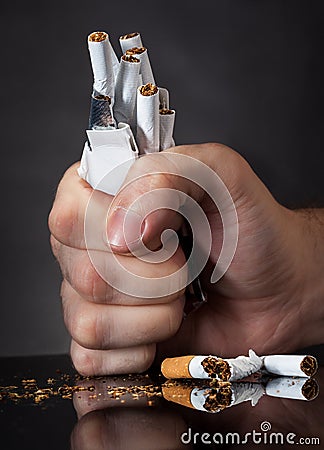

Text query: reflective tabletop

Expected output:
[0,354,323,449]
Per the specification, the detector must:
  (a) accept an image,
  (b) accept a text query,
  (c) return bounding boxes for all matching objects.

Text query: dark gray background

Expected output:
[0,0,323,356]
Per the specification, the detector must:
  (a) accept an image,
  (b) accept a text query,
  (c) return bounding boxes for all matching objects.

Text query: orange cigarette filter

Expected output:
[162,383,195,409]
[161,356,195,379]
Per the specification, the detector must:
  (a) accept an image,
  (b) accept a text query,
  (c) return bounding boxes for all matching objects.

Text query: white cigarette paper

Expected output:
[126,47,155,85]
[114,56,141,127]
[262,354,318,377]
[265,377,319,401]
[136,84,160,154]
[188,349,262,381]
[78,123,138,195]
[191,382,265,413]
[88,32,116,99]
[163,381,264,413]
[119,32,143,54]
[159,109,175,150]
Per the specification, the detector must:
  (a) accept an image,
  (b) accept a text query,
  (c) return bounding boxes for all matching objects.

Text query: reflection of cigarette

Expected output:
[113,55,141,127]
[89,94,115,129]
[262,355,318,377]
[159,108,175,150]
[265,377,319,401]
[136,83,159,154]
[126,47,155,85]
[162,381,264,413]
[161,350,262,381]
[119,32,143,54]
[88,31,117,98]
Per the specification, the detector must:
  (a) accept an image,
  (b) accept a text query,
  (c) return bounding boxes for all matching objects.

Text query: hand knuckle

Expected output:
[71,257,105,301]
[67,305,99,349]
[71,345,95,376]
[48,202,74,243]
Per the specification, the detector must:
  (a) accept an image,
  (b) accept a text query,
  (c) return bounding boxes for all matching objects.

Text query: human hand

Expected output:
[49,143,324,375]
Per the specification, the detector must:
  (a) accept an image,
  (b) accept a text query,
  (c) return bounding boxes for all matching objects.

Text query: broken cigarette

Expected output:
[161,350,262,381]
[162,381,264,413]
[119,32,143,54]
[88,31,117,99]
[265,376,319,401]
[125,46,155,85]
[262,354,318,378]
[159,108,175,150]
[136,83,160,154]
[89,94,115,129]
[113,55,141,128]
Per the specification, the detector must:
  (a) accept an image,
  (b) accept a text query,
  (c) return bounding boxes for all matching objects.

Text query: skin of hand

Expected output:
[48,143,324,375]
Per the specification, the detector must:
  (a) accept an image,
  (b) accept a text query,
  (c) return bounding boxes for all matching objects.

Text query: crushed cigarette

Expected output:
[162,351,319,381]
[140,83,158,96]
[262,354,318,378]
[121,54,140,63]
[89,31,108,42]
[161,350,262,381]
[120,32,140,40]
[125,46,146,55]
[162,379,265,413]
[159,108,174,115]
[265,376,319,401]
[201,357,231,381]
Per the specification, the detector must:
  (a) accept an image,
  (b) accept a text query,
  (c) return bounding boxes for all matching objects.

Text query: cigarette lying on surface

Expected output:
[262,354,318,378]
[136,83,160,154]
[162,381,264,413]
[161,350,262,381]
[265,377,319,401]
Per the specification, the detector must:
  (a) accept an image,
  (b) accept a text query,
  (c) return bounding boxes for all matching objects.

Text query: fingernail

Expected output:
[107,207,145,251]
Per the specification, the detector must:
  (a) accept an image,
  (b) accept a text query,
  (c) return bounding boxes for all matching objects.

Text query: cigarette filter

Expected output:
[265,377,319,401]
[126,47,155,85]
[78,123,138,196]
[161,349,262,381]
[113,55,141,128]
[119,32,143,54]
[262,354,318,378]
[136,83,160,154]
[162,381,264,413]
[159,108,175,150]
[88,32,116,98]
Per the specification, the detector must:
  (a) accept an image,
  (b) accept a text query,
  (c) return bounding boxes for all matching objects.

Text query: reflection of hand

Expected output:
[49,144,324,375]
[70,371,323,449]
[71,378,188,450]
[71,408,188,450]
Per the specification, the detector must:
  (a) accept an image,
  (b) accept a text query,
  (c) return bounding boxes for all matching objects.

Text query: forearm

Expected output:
[292,208,324,346]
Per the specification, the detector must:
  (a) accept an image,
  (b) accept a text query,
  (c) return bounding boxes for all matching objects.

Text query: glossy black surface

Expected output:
[1,354,324,449]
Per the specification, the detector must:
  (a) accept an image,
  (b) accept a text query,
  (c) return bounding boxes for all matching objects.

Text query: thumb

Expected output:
[106,143,258,254]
